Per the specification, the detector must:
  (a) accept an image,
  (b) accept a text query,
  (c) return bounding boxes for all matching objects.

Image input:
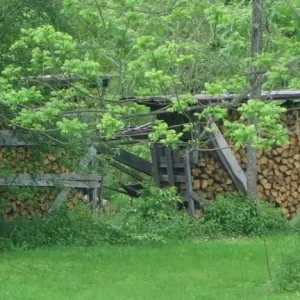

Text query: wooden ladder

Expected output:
[151,143,205,215]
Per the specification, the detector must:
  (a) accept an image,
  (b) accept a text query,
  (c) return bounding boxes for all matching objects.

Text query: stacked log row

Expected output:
[0,146,77,174]
[1,188,86,221]
[0,145,87,220]
[180,152,237,199]
[232,133,300,219]
[179,108,300,219]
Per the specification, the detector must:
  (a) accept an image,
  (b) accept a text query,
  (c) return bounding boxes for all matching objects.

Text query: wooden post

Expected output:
[165,147,175,186]
[50,146,98,212]
[151,143,160,186]
[209,122,247,194]
[183,149,195,216]
[98,175,105,212]
[91,153,99,214]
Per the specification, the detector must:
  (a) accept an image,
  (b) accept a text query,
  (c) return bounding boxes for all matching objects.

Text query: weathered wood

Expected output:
[110,161,144,181]
[0,173,101,181]
[191,191,206,208]
[97,146,152,176]
[159,162,184,168]
[190,151,199,165]
[136,90,300,109]
[51,146,98,212]
[165,147,175,186]
[0,130,36,146]
[0,174,101,188]
[160,174,192,183]
[209,122,247,194]
[151,144,160,186]
[183,149,195,216]
[91,155,99,214]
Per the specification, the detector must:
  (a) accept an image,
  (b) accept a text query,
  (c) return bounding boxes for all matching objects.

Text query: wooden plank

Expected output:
[0,130,36,146]
[183,149,195,216]
[173,149,181,163]
[51,146,98,212]
[159,162,184,168]
[0,177,100,188]
[0,173,101,182]
[190,150,200,165]
[97,146,152,176]
[160,174,192,183]
[191,191,206,208]
[91,155,99,214]
[209,122,247,194]
[136,90,300,108]
[151,144,160,186]
[165,147,175,186]
[110,161,144,181]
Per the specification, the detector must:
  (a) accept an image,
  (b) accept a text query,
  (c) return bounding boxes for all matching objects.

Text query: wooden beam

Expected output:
[209,122,247,194]
[159,174,189,183]
[110,161,144,181]
[151,144,160,186]
[165,147,175,186]
[0,130,37,146]
[159,162,184,168]
[97,146,152,176]
[183,149,195,216]
[50,146,98,212]
[135,90,300,107]
[0,173,101,187]
[191,191,207,208]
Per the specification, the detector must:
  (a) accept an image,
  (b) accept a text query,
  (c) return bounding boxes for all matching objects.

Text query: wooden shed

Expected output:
[123,90,300,218]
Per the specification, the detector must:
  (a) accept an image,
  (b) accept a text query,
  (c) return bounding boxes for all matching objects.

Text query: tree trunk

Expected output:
[247,0,264,198]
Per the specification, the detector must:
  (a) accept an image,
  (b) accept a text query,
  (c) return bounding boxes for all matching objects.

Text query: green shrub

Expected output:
[0,209,132,250]
[0,189,288,252]
[204,193,286,236]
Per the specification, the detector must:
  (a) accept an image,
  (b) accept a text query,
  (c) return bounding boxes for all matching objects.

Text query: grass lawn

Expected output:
[1,235,300,300]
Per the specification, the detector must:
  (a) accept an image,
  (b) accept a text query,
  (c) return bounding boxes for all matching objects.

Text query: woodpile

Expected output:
[0,146,79,174]
[180,152,236,199]
[179,108,300,219]
[0,145,88,220]
[1,188,85,220]
[232,133,300,219]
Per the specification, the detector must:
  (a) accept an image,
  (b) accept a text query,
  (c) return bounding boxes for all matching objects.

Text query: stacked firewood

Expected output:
[232,133,300,219]
[0,145,86,219]
[180,139,300,219]
[180,152,237,199]
[0,146,81,174]
[179,108,300,219]
[1,188,85,220]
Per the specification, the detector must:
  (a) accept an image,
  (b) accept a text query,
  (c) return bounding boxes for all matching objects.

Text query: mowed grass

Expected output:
[0,235,300,300]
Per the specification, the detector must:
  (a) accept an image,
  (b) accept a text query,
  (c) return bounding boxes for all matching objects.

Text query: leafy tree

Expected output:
[0,0,297,195]
[0,0,71,70]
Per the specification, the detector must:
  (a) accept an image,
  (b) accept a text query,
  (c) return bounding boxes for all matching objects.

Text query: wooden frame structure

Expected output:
[123,90,300,215]
[0,130,102,213]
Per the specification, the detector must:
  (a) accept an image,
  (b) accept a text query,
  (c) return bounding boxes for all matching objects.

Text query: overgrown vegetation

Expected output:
[0,188,286,252]
[205,193,286,236]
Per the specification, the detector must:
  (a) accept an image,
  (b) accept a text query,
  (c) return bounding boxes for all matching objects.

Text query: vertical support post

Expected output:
[183,149,195,216]
[151,143,160,186]
[91,153,99,214]
[98,175,105,212]
[50,146,97,212]
[165,147,175,186]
